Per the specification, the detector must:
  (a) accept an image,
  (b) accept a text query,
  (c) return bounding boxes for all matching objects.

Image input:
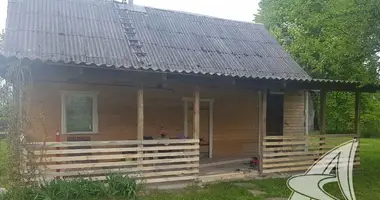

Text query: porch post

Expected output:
[137,87,144,168]
[259,90,267,175]
[137,88,144,140]
[355,91,360,136]
[193,86,200,139]
[184,100,188,137]
[320,89,327,135]
[209,101,214,159]
[304,91,309,135]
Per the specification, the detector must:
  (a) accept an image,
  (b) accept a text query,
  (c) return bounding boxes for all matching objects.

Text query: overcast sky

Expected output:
[0,0,260,30]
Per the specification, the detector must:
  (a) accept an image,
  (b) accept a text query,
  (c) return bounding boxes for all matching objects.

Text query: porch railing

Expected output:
[26,139,200,184]
[261,134,360,174]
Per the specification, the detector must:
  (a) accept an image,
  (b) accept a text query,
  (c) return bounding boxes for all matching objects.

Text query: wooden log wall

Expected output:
[27,81,260,159]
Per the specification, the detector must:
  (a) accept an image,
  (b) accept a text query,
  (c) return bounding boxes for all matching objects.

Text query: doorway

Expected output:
[183,98,214,159]
[266,92,284,136]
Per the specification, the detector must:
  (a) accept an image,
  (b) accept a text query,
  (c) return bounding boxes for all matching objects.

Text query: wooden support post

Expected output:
[193,87,200,140]
[304,91,309,152]
[355,91,360,136]
[258,91,262,167]
[137,88,144,168]
[184,100,188,137]
[319,89,327,155]
[259,90,267,175]
[304,91,309,136]
[208,101,214,159]
[137,88,144,140]
[320,89,327,135]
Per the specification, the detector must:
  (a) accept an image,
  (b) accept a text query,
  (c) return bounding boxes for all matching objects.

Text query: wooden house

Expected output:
[0,0,374,184]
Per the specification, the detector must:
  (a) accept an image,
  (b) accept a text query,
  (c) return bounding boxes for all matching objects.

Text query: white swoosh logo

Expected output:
[287,139,358,200]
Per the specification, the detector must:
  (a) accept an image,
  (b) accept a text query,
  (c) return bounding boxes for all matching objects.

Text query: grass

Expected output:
[0,174,139,200]
[142,138,380,200]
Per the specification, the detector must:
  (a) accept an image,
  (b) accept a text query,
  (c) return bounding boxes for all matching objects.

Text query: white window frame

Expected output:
[61,91,99,134]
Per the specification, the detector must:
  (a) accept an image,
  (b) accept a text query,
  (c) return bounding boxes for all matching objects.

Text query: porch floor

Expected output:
[199,157,259,183]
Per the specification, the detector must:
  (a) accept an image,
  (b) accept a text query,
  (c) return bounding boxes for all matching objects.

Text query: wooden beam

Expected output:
[193,86,200,139]
[209,101,214,158]
[305,91,309,135]
[355,91,360,136]
[184,100,188,137]
[258,91,262,161]
[320,89,327,135]
[137,88,144,140]
[259,90,267,175]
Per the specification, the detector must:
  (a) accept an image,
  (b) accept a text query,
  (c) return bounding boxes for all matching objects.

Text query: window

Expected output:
[61,91,98,134]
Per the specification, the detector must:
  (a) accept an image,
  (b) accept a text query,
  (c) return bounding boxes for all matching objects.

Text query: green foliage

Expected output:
[255,0,380,136]
[0,139,9,187]
[106,173,139,198]
[0,174,138,200]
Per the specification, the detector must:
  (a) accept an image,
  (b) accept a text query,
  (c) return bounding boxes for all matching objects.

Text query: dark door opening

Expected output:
[266,92,284,136]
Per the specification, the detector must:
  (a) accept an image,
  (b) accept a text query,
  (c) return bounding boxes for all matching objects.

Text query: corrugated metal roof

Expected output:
[1,0,312,81]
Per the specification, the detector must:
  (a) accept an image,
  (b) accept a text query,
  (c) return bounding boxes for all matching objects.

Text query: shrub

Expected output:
[0,174,138,200]
[0,139,9,187]
[107,173,139,199]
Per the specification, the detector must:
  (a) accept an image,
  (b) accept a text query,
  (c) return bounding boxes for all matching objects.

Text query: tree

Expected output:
[255,0,380,136]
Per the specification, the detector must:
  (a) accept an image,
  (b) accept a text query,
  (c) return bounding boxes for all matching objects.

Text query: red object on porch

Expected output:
[251,157,259,166]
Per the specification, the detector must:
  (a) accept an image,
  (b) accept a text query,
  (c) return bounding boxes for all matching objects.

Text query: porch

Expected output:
[26,81,262,184]
[23,66,368,184]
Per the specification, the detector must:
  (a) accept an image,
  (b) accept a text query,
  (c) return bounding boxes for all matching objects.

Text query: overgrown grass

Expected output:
[0,174,139,200]
[0,139,9,187]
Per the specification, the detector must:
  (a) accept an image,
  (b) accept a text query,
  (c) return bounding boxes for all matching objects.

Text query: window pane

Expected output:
[66,95,93,133]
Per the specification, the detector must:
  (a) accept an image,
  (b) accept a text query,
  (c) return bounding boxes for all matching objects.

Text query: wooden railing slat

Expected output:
[26,139,200,184]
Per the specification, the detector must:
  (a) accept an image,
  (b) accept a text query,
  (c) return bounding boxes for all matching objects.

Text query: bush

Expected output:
[0,174,139,200]
[0,139,9,187]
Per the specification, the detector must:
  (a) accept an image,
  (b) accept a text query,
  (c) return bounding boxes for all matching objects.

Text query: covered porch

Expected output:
[24,65,377,184]
[26,65,263,184]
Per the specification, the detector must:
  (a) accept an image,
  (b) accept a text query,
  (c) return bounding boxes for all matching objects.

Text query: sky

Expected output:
[0,0,260,30]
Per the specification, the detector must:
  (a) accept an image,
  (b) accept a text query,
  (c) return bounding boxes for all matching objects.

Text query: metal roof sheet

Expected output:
[1,0,312,81]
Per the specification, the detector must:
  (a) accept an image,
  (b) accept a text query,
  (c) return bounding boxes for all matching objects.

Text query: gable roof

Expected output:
[1,0,312,81]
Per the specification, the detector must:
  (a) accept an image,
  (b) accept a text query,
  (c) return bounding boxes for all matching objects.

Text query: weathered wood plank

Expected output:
[45,168,199,178]
[44,160,199,171]
[193,86,200,139]
[263,162,360,173]
[30,139,199,148]
[40,151,199,162]
[34,145,200,155]
[263,150,326,157]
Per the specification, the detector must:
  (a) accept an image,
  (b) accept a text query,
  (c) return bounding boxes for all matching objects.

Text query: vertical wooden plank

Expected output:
[355,91,360,136]
[305,91,309,135]
[184,100,188,137]
[208,101,214,159]
[137,88,144,168]
[304,91,309,152]
[320,89,327,135]
[137,88,144,140]
[259,90,267,175]
[258,91,262,161]
[193,87,200,139]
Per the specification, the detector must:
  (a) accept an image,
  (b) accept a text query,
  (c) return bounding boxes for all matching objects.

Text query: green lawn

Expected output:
[142,138,380,200]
